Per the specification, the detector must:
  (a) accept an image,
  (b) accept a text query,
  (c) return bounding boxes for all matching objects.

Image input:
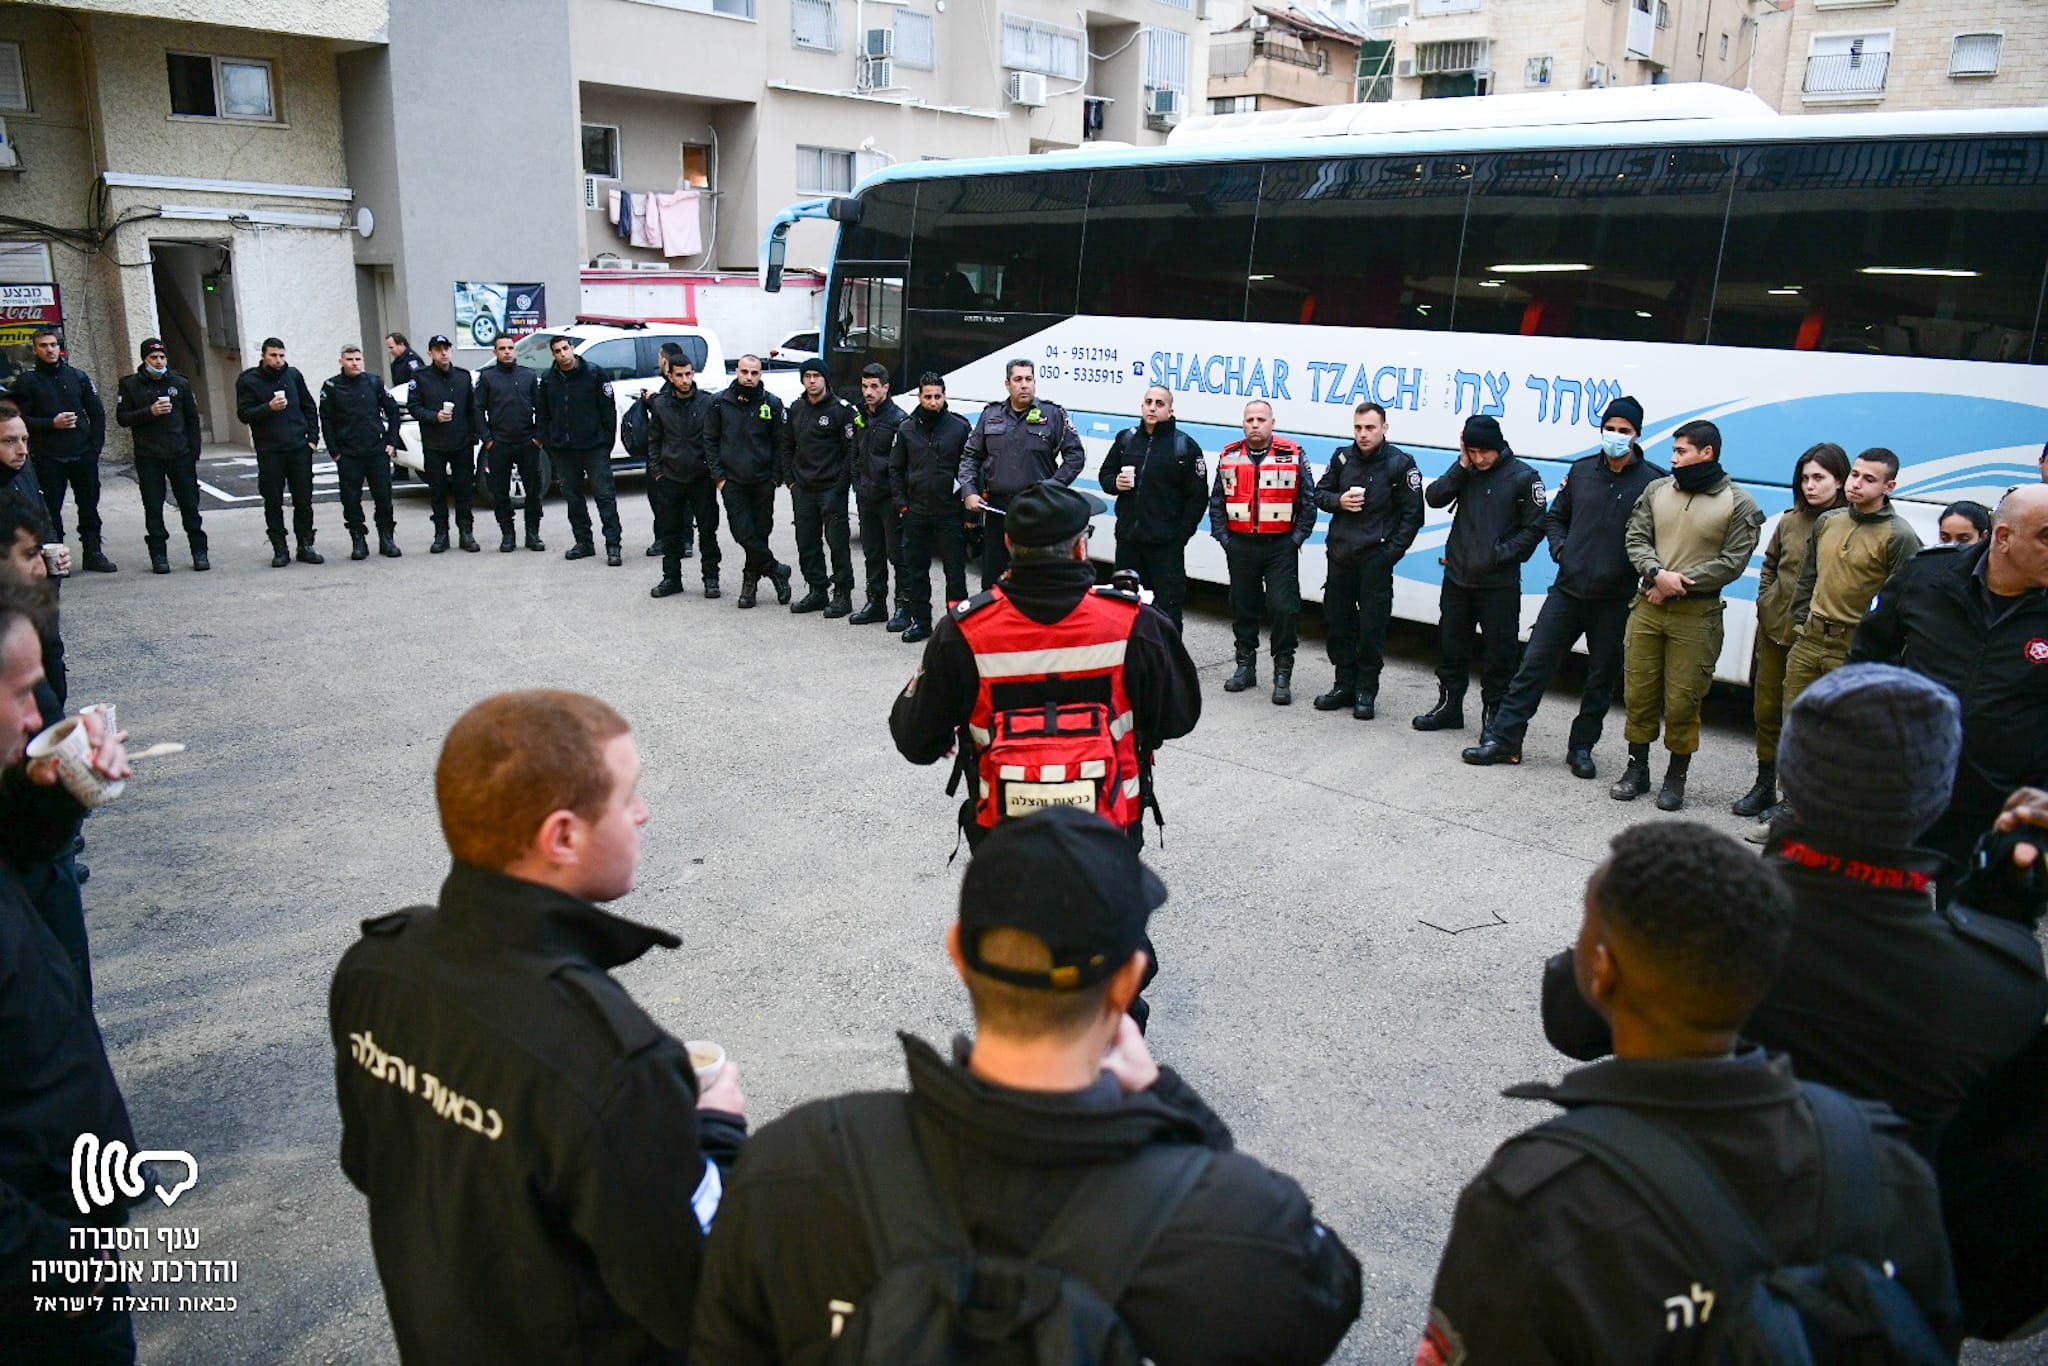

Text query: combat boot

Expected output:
[1462,734,1522,766]
[379,532,401,558]
[1731,760,1777,818]
[458,523,480,553]
[499,529,517,553]
[350,531,370,561]
[1480,702,1501,744]
[1411,685,1465,731]
[902,618,932,643]
[1222,653,1257,693]
[849,599,887,625]
[736,577,759,609]
[823,594,854,619]
[791,588,827,614]
[771,563,794,605]
[885,607,912,633]
[83,539,117,573]
[270,537,290,568]
[430,530,450,554]
[1656,754,1691,812]
[1610,744,1653,801]
[1313,681,1356,712]
[190,547,210,572]
[526,532,546,552]
[296,538,324,565]
[1271,656,1293,706]
[564,542,596,561]
[702,577,722,600]
[650,578,684,599]
[1353,691,1376,721]
[1566,746,1597,780]
[149,548,171,575]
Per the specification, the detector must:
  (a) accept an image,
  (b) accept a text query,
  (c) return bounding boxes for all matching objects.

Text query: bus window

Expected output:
[827,269,906,393]
[836,183,916,262]
[1712,138,2048,363]
[907,171,1088,316]
[1076,165,1260,322]
[1453,147,1729,344]
[1247,156,1468,330]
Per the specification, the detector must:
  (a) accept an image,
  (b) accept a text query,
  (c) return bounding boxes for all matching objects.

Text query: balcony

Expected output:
[1626,0,1655,58]
[1803,51,1889,99]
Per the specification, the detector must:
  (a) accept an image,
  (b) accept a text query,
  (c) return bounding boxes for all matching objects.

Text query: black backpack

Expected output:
[824,1094,1212,1365]
[621,391,651,461]
[1541,1083,1950,1365]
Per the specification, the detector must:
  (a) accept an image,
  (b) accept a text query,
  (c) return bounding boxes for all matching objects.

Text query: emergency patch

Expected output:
[1407,468,1423,491]
[758,403,773,420]
[1417,1309,1467,1366]
[1529,478,1547,508]
[1025,407,1044,424]
[601,382,614,398]
[2027,638,2048,665]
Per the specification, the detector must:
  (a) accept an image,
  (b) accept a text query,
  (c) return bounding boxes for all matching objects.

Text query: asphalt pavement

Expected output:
[52,473,2035,1364]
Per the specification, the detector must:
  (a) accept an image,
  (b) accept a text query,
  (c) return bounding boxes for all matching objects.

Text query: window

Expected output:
[640,335,709,375]
[1416,39,1486,74]
[1143,28,1191,94]
[1719,33,1730,59]
[1154,0,1193,8]
[1656,1,1670,27]
[0,41,26,112]
[582,124,620,179]
[793,0,836,50]
[894,10,936,69]
[833,273,904,356]
[797,145,855,195]
[1001,14,1085,79]
[680,144,711,189]
[1211,95,1257,114]
[1077,166,1259,322]
[1804,32,1891,96]
[579,338,639,382]
[626,0,755,14]
[1368,3,1410,31]
[908,170,1087,315]
[1711,137,2048,362]
[1950,32,2003,76]
[166,52,276,122]
[1526,55,1553,87]
[836,181,916,261]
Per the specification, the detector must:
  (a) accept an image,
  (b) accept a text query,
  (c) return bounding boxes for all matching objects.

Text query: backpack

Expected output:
[1541,1083,1950,1365]
[977,702,1126,826]
[824,1094,1212,1365]
[621,391,651,462]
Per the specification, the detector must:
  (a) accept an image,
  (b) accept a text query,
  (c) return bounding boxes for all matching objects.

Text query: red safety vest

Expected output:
[956,586,1144,832]
[1219,437,1307,536]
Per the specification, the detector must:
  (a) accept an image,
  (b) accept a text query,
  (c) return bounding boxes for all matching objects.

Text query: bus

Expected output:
[765,85,2048,681]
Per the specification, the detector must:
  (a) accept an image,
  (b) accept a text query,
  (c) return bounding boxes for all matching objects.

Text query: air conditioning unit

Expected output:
[1395,56,1417,77]
[1008,70,1048,106]
[630,260,671,272]
[582,176,601,210]
[1249,11,1270,28]
[1586,61,1610,86]
[860,55,894,89]
[1145,86,1181,128]
[865,27,894,58]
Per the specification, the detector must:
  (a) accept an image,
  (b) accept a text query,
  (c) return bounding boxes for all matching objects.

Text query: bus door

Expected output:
[826,262,905,398]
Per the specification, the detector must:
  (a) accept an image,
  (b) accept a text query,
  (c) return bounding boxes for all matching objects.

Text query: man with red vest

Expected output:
[1209,400,1318,704]
[890,479,1201,854]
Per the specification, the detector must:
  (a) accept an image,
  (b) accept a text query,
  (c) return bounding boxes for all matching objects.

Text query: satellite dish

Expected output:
[355,206,375,238]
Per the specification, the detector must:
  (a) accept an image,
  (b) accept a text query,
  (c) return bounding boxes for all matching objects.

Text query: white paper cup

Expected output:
[26,717,124,809]
[685,1040,726,1087]
[440,401,454,415]
[40,543,68,578]
[78,701,116,735]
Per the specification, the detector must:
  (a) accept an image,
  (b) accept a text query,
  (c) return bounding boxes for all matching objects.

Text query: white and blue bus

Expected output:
[766,85,2048,681]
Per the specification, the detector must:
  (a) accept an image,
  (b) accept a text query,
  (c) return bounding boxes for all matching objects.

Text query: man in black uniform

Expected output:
[330,690,746,1366]
[114,337,208,573]
[319,345,404,561]
[1098,384,1208,634]
[1414,415,1545,739]
[1465,396,1663,773]
[705,355,791,610]
[646,354,721,600]
[1851,484,2048,899]
[235,336,324,567]
[474,332,546,553]
[1422,820,1958,1364]
[406,334,480,554]
[11,330,112,572]
[385,332,427,388]
[850,362,908,628]
[959,358,1085,590]
[890,373,971,644]
[1311,401,1423,720]
[536,334,622,565]
[644,342,694,561]
[781,359,860,618]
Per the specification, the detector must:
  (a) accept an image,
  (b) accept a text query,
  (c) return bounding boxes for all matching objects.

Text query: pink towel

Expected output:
[654,190,703,258]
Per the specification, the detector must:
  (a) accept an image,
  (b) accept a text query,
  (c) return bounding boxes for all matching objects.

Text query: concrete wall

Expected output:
[576,85,722,269]
[54,0,388,44]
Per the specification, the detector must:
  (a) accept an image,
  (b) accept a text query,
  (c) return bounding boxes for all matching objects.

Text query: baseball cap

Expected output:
[139,337,165,358]
[958,807,1166,990]
[428,334,453,349]
[1004,480,1105,548]
[798,357,827,378]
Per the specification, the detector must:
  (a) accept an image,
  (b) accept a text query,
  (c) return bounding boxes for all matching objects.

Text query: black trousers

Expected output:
[792,481,853,596]
[256,446,317,545]
[33,454,102,543]
[135,456,206,554]
[1113,539,1189,634]
[423,442,476,531]
[1323,549,1395,692]
[722,480,779,581]
[856,491,904,606]
[1225,535,1301,661]
[1436,581,1522,706]
[900,508,969,623]
[484,438,545,534]
[979,502,1012,590]
[1490,589,1630,749]
[334,448,396,536]
[653,475,721,581]
[549,446,621,549]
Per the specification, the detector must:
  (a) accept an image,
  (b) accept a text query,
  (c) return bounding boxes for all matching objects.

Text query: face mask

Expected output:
[145,363,167,377]
[1673,460,1721,494]
[1599,431,1632,460]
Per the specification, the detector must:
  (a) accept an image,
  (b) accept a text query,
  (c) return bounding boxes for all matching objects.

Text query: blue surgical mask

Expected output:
[1599,431,1633,459]
[145,362,167,377]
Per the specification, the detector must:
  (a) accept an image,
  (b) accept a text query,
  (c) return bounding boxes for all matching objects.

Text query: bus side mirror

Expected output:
[826,197,864,225]
[765,233,787,294]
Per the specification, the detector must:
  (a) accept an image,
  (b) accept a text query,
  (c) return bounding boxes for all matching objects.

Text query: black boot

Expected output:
[526,531,546,552]
[771,563,794,606]
[1731,760,1777,818]
[606,545,623,567]
[430,530,450,554]
[458,524,480,553]
[1566,746,1597,780]
[736,577,759,609]
[149,548,171,575]
[1223,654,1257,693]
[1313,682,1356,712]
[885,607,912,633]
[680,540,694,559]
[702,576,722,600]
[191,546,209,572]
[644,539,665,558]
[1411,685,1465,732]
[296,538,323,565]
[270,538,290,568]
[1270,658,1293,707]
[350,531,370,561]
[378,532,402,558]
[822,593,853,619]
[650,577,684,599]
[790,588,827,614]
[1656,753,1691,812]
[499,528,517,552]
[1480,702,1501,744]
[902,617,932,643]
[1353,691,1376,721]
[1462,732,1522,765]
[564,542,596,561]
[83,540,117,573]
[849,599,887,625]
[1610,743,1652,801]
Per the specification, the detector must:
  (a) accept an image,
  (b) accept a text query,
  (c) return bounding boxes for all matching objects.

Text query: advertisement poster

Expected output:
[452,282,545,347]
[0,283,63,386]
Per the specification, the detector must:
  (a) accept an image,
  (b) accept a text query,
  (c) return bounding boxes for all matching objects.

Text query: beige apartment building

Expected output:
[1207,6,1368,113]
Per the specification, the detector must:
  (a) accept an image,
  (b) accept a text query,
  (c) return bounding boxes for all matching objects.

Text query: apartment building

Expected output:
[1208,6,1370,113]
[1762,0,2046,113]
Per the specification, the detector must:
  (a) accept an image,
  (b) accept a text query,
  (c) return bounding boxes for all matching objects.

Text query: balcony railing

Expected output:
[1804,51,1889,96]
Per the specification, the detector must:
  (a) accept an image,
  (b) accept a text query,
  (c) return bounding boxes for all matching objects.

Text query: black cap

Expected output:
[428,334,453,349]
[1004,479,1105,547]
[959,807,1166,990]
[1601,395,1646,434]
[1461,415,1506,452]
[139,337,165,358]
[798,357,827,378]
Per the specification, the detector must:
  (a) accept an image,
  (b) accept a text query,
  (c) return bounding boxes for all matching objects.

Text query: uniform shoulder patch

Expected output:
[360,909,415,936]
[1407,467,1423,491]
[552,964,666,1059]
[1529,477,1547,508]
[1486,1132,1590,1204]
[954,589,1000,618]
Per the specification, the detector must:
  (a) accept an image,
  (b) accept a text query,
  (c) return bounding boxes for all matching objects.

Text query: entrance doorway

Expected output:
[148,241,238,443]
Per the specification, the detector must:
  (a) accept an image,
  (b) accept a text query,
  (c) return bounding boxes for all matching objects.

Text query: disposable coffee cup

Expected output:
[25,717,124,809]
[440,401,454,416]
[273,389,286,404]
[40,543,68,578]
[78,701,116,735]
[685,1040,726,1086]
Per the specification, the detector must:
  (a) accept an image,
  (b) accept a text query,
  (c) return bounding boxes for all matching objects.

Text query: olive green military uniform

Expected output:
[1752,504,1823,764]
[1782,500,1922,708]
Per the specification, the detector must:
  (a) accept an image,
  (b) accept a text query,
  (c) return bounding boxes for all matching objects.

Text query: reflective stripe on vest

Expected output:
[1220,439,1305,536]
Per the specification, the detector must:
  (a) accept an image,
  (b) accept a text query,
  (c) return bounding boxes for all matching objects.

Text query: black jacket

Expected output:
[852,399,907,502]
[1313,440,1424,565]
[704,384,784,486]
[474,360,540,445]
[407,363,477,450]
[1425,1051,1958,1364]
[780,391,860,490]
[1424,451,1547,590]
[959,398,1086,504]
[10,360,105,464]
[1098,419,1208,547]
[693,1032,1361,1365]
[389,347,427,388]
[318,371,402,457]
[1541,826,2047,1160]
[1849,540,2048,799]
[114,366,202,463]
[235,363,320,453]
[645,382,719,483]
[890,404,971,516]
[1543,448,1666,600]
[536,358,616,453]
[331,863,745,1366]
